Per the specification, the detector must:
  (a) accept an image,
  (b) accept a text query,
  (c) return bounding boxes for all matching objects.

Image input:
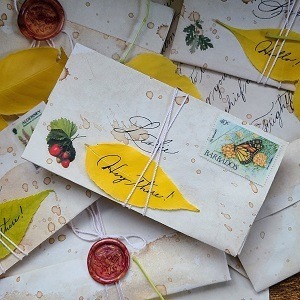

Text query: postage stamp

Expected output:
[202,115,281,186]
[11,104,44,150]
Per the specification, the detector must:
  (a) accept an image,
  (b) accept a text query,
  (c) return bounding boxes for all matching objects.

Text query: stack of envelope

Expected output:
[0,0,299,299]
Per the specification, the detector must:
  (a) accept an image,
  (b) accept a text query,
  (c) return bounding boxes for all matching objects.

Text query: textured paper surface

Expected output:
[239,202,300,292]
[0,200,229,299]
[169,0,297,91]
[23,44,288,255]
[0,104,98,272]
[0,0,172,59]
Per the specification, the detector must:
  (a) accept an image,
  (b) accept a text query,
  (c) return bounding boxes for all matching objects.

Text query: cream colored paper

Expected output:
[176,64,300,216]
[1,200,229,299]
[169,0,297,90]
[0,103,98,272]
[23,44,288,256]
[239,201,300,292]
[0,0,172,58]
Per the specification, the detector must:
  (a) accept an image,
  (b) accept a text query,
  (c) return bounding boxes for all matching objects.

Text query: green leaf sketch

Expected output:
[183,20,214,53]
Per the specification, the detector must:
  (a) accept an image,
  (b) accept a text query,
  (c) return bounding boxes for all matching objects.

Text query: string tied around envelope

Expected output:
[257,0,300,87]
[0,231,28,275]
[123,88,188,216]
[70,201,147,300]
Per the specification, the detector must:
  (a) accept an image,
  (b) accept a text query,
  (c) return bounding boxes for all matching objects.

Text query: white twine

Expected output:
[123,88,188,216]
[70,201,147,300]
[257,0,300,85]
[0,231,28,274]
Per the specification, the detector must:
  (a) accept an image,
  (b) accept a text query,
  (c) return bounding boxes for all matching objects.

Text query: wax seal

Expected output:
[87,238,130,284]
[17,0,65,41]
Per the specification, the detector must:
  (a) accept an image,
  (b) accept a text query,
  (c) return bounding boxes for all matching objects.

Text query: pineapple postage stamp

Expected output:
[202,115,281,186]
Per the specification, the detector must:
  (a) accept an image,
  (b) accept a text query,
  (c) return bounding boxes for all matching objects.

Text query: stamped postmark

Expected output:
[202,115,280,186]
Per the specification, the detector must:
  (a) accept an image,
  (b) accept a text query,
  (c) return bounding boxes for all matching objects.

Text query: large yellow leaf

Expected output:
[126,53,201,99]
[0,47,67,115]
[217,20,300,83]
[85,144,199,212]
[293,81,300,119]
[0,190,53,259]
[0,115,7,131]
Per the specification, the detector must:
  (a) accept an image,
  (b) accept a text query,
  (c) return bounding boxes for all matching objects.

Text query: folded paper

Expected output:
[169,0,300,91]
[23,44,288,255]
[0,103,98,272]
[1,200,230,299]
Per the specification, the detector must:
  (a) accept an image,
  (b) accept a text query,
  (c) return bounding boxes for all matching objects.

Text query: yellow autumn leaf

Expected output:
[85,143,199,212]
[0,190,53,259]
[216,20,300,83]
[0,115,7,131]
[125,53,201,99]
[0,47,67,116]
[293,81,300,119]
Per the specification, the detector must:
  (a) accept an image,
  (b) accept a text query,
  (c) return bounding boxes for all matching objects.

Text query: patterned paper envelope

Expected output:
[176,63,300,217]
[0,0,173,58]
[0,199,230,299]
[169,0,300,91]
[23,44,288,256]
[0,103,98,273]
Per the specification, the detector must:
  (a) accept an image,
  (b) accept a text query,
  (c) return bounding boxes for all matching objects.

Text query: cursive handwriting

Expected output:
[0,206,23,235]
[188,65,207,85]
[97,154,174,199]
[252,0,300,20]
[206,74,250,113]
[255,40,300,66]
[250,90,294,133]
[112,116,178,155]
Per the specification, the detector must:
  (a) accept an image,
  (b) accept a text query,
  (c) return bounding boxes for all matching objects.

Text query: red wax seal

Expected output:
[17,0,65,41]
[87,238,130,284]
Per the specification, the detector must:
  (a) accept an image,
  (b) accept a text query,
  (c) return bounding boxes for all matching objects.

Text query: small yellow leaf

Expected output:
[0,115,7,131]
[217,20,300,83]
[293,81,300,119]
[126,53,201,99]
[0,47,67,115]
[0,190,53,259]
[85,143,199,212]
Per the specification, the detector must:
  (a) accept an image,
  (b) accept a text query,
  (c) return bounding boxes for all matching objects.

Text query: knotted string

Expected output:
[123,88,188,216]
[70,201,147,300]
[257,0,300,86]
[0,231,28,275]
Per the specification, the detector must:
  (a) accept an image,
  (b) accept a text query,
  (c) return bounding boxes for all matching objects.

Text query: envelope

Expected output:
[23,44,288,256]
[239,197,300,292]
[1,200,229,299]
[0,103,98,273]
[175,63,300,217]
[168,268,269,300]
[0,0,173,58]
[169,0,298,91]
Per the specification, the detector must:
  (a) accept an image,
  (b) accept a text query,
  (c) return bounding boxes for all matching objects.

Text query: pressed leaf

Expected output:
[126,53,201,99]
[293,81,300,119]
[0,190,53,259]
[85,143,199,212]
[0,47,67,115]
[216,20,300,82]
[0,115,7,131]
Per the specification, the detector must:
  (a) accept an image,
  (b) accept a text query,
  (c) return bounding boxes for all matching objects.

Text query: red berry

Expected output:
[61,159,70,168]
[62,151,70,159]
[49,144,62,157]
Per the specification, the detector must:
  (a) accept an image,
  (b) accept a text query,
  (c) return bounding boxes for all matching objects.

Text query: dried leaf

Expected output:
[0,47,67,115]
[217,20,300,83]
[0,115,7,131]
[293,81,300,119]
[126,53,201,99]
[85,143,199,212]
[0,190,53,259]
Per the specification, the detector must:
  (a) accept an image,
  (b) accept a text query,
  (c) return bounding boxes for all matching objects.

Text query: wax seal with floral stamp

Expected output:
[87,238,130,284]
[17,0,65,41]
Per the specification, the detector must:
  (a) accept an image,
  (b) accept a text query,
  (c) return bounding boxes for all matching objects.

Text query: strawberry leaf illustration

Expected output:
[50,118,77,138]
